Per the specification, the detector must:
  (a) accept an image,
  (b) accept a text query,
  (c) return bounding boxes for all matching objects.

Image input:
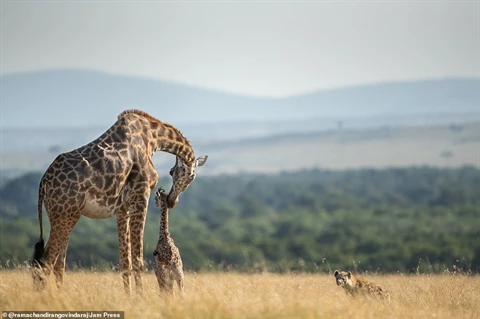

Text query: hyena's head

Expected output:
[334,270,354,288]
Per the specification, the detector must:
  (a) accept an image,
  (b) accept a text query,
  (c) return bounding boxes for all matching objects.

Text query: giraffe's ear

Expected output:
[347,271,352,279]
[195,155,208,167]
[334,270,339,277]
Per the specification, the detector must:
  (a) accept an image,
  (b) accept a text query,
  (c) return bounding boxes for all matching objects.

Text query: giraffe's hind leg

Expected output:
[37,215,79,290]
[32,251,48,291]
[53,247,67,288]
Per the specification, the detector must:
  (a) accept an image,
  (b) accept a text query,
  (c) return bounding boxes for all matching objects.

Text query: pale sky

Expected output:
[1,0,479,97]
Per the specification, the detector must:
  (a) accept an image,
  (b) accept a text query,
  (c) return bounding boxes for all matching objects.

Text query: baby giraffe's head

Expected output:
[155,187,168,209]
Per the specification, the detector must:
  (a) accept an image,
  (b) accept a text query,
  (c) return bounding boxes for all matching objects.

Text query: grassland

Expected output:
[0,270,478,319]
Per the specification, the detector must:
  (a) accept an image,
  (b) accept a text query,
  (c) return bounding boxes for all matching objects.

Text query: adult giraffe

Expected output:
[31,109,208,293]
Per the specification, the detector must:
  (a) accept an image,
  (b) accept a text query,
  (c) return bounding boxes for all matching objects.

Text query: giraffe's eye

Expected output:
[153,250,158,256]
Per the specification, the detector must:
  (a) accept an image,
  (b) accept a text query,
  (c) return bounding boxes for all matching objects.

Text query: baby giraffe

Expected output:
[153,187,185,296]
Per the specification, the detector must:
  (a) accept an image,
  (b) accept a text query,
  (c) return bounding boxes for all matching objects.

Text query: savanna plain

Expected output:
[0,270,479,319]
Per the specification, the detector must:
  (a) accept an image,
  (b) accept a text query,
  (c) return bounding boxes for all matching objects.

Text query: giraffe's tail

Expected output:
[32,177,46,267]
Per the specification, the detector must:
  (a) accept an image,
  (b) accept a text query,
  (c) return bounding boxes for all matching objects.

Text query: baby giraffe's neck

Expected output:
[159,203,171,239]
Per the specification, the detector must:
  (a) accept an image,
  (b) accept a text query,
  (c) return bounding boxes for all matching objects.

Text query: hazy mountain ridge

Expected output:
[1,69,479,128]
[2,121,478,184]
[1,69,478,181]
[1,111,478,154]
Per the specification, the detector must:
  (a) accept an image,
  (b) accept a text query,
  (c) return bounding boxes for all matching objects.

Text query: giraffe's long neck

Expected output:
[151,122,196,165]
[159,203,170,239]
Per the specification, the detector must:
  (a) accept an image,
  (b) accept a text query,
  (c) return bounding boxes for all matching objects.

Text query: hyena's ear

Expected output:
[195,155,208,167]
[347,271,352,278]
[334,270,339,276]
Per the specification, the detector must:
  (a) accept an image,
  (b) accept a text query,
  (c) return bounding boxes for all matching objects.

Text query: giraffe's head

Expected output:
[166,155,208,208]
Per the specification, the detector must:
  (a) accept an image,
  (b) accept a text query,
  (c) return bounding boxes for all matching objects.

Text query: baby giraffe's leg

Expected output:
[175,265,185,297]
[165,268,175,295]
[155,265,167,293]
[156,265,174,296]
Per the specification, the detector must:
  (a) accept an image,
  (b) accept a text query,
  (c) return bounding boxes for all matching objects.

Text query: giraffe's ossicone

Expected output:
[31,109,208,293]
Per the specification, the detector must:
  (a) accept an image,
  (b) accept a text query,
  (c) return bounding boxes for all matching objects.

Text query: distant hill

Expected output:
[1,121,478,182]
[1,69,479,128]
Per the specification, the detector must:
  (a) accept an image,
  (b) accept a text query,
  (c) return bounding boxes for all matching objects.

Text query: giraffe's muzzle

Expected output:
[166,193,179,209]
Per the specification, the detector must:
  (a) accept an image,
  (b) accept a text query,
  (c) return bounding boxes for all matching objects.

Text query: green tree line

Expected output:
[1,166,479,273]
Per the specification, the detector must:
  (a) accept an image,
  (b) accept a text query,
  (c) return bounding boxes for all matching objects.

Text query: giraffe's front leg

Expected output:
[129,190,149,294]
[116,210,132,295]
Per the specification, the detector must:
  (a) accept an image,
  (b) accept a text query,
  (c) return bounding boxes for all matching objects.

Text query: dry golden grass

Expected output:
[0,270,479,319]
